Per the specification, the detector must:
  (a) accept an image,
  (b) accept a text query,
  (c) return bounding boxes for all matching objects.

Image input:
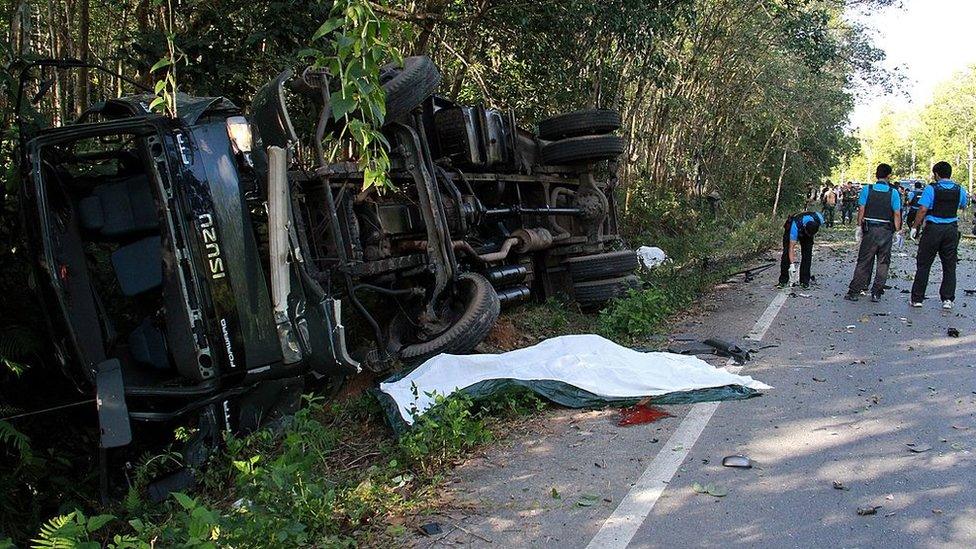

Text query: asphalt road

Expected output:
[413,227,976,548]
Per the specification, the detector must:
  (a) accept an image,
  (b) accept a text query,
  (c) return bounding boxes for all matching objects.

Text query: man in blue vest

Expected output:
[778,211,825,289]
[844,164,902,302]
[909,162,968,309]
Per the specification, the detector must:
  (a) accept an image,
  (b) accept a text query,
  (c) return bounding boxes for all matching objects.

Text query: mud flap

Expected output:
[95,358,132,448]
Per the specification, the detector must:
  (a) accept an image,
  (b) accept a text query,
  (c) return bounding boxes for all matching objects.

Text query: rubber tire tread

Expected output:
[541,135,625,165]
[399,272,500,363]
[573,275,640,307]
[538,109,622,140]
[564,250,639,283]
[382,56,442,124]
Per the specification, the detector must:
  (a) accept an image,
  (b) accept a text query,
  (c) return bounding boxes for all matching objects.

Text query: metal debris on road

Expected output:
[692,482,729,497]
[419,522,443,536]
[857,506,881,516]
[907,443,932,453]
[832,481,849,490]
[722,455,753,468]
[947,327,960,338]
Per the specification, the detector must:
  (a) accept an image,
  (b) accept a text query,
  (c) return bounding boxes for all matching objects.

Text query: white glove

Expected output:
[910,227,919,241]
[788,263,798,285]
[893,232,904,248]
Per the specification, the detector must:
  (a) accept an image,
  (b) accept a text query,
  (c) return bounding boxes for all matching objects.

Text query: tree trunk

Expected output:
[772,147,788,217]
[74,0,90,116]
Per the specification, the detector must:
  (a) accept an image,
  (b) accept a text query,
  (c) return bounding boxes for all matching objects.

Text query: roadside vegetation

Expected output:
[0,0,895,545]
[841,64,976,184]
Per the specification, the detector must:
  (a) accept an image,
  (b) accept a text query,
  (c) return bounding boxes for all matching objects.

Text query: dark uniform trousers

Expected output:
[910,223,960,302]
[779,221,813,285]
[848,224,893,295]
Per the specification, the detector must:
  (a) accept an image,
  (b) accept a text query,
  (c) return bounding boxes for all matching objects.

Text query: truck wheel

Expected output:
[541,135,624,165]
[399,272,500,363]
[564,250,639,282]
[573,275,640,309]
[381,56,441,124]
[538,109,621,140]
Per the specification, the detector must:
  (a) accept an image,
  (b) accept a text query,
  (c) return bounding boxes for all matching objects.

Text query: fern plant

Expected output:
[31,511,117,549]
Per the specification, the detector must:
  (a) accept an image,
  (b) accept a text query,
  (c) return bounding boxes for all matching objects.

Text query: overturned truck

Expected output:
[16,57,638,462]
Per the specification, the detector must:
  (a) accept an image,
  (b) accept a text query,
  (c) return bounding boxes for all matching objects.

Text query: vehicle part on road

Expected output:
[617,403,672,427]
[540,134,625,165]
[418,523,443,536]
[947,327,960,337]
[721,455,753,468]
[573,275,640,308]
[857,506,881,516]
[565,250,639,282]
[725,262,776,282]
[381,56,442,122]
[538,109,622,140]
[667,338,751,364]
[377,334,771,428]
[692,482,729,497]
[702,338,751,364]
[907,443,932,453]
[832,481,850,490]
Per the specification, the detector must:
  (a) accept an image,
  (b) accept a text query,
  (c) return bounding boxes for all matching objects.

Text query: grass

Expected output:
[16,389,548,548]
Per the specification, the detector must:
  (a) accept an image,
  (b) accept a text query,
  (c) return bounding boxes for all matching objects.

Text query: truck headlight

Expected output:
[226,116,253,156]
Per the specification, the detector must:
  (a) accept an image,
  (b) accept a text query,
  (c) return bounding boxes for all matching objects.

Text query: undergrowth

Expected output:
[13,390,545,547]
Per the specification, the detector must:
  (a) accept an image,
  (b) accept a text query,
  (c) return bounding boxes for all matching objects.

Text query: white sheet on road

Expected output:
[380,334,772,424]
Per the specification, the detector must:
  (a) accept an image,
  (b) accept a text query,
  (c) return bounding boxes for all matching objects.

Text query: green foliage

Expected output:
[399,391,492,473]
[841,64,976,184]
[31,511,123,549]
[309,0,403,190]
[598,287,674,340]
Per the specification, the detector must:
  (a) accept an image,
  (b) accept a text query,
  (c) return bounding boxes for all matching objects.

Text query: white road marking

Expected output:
[585,289,789,549]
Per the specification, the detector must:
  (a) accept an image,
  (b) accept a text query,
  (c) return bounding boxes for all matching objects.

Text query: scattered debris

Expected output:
[577,494,601,507]
[668,338,751,364]
[832,481,849,491]
[550,487,560,499]
[947,327,960,338]
[812,376,827,382]
[692,482,729,497]
[419,523,443,536]
[857,506,881,516]
[845,325,856,330]
[618,403,672,427]
[722,455,753,468]
[636,246,669,270]
[907,443,932,453]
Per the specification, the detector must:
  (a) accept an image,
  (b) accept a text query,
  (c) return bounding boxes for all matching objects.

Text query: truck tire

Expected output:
[564,250,639,283]
[399,272,500,363]
[538,109,621,140]
[573,275,640,308]
[382,56,441,124]
[541,135,624,165]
